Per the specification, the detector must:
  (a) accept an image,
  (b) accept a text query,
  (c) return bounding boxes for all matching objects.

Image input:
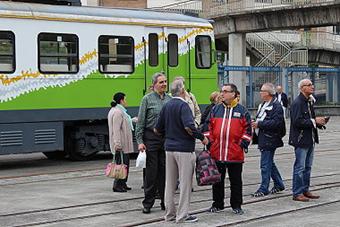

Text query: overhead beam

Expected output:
[213,3,340,35]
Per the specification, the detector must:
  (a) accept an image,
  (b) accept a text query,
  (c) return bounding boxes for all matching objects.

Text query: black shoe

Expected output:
[208,206,224,213]
[232,208,244,215]
[155,193,161,200]
[183,215,198,223]
[160,202,165,210]
[123,185,132,190]
[113,187,127,193]
[142,207,151,214]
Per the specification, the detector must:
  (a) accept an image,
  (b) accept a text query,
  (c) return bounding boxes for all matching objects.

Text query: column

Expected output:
[228,33,246,105]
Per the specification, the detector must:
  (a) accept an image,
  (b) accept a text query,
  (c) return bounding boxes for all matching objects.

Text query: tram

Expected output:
[0,1,218,160]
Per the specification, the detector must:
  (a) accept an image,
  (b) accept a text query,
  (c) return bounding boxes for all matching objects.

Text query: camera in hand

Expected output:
[324,116,330,124]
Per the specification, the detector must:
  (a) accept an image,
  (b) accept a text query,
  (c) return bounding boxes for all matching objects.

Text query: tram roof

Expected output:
[0,2,212,29]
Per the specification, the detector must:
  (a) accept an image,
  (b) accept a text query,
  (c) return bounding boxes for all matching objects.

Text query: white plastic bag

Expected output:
[136,151,146,168]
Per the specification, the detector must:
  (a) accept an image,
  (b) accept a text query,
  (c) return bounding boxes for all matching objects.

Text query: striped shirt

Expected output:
[136,91,171,144]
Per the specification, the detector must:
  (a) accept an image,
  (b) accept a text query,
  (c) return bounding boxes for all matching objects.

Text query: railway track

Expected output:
[2,173,340,227]
[1,147,339,187]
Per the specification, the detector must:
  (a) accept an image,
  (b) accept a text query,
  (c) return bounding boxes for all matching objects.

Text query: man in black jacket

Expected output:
[275,85,288,118]
[289,79,326,202]
[252,83,285,197]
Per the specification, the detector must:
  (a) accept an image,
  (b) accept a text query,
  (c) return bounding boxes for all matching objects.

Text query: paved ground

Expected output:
[0,117,340,227]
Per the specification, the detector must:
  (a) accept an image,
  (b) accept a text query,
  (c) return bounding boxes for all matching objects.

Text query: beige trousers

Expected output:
[164,151,196,223]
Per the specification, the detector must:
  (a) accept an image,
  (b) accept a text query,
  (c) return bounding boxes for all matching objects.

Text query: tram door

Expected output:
[165,28,188,91]
[143,27,166,95]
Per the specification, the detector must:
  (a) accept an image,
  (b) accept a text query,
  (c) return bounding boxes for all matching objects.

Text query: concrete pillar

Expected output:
[228,33,246,105]
[326,75,333,103]
[334,73,340,104]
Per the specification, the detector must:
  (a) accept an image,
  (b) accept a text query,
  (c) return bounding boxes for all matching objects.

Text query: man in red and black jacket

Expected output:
[204,83,252,215]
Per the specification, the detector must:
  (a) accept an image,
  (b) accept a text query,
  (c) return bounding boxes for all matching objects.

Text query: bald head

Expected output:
[276,85,283,94]
[298,79,314,97]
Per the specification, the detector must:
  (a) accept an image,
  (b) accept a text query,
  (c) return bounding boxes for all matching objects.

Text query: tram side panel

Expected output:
[0,17,217,159]
[0,18,146,158]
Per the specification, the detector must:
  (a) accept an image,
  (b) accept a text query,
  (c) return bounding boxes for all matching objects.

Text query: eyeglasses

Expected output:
[302,83,313,87]
[221,90,234,93]
[158,80,167,84]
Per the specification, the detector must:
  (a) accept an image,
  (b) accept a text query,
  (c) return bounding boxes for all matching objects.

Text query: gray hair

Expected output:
[298,79,312,90]
[171,79,184,97]
[152,72,165,85]
[262,83,276,96]
[174,76,185,82]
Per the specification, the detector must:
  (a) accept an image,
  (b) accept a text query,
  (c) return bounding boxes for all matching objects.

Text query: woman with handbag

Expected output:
[108,92,134,192]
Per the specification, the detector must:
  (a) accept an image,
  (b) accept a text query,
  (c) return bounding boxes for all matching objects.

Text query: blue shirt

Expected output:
[155,97,204,152]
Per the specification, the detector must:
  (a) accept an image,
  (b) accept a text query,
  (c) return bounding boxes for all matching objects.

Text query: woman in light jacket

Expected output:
[108,92,134,192]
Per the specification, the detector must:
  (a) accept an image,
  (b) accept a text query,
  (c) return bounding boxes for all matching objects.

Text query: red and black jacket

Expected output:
[204,100,252,163]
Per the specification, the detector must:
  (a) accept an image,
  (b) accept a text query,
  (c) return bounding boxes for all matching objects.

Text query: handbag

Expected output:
[105,151,127,179]
[195,149,221,186]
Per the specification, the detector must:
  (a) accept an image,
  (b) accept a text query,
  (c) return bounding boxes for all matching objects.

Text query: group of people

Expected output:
[107,72,328,223]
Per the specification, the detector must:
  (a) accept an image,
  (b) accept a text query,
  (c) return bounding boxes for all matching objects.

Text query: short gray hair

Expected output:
[262,83,276,96]
[298,79,312,90]
[152,72,165,85]
[171,79,184,97]
[174,76,185,82]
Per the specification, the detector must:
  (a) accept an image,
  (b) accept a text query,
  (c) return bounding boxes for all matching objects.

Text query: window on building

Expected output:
[149,33,158,67]
[0,31,15,73]
[98,35,134,73]
[195,35,211,69]
[334,25,340,35]
[168,34,178,67]
[38,33,79,73]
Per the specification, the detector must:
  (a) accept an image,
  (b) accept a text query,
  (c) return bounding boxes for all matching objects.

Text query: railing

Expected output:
[300,31,340,51]
[202,0,337,17]
[151,0,203,16]
[247,31,308,66]
[246,33,276,66]
[275,49,308,66]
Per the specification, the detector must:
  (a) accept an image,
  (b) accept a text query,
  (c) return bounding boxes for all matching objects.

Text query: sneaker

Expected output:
[232,208,244,215]
[183,215,198,223]
[208,206,224,213]
[252,191,266,197]
[270,187,285,194]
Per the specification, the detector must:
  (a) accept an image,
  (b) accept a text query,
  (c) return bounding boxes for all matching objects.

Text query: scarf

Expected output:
[116,104,134,131]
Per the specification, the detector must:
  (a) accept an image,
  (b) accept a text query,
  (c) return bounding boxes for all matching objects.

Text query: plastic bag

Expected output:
[136,151,146,168]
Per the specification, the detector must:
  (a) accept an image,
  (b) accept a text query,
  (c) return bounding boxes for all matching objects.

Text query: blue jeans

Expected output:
[258,149,285,194]
[292,146,314,197]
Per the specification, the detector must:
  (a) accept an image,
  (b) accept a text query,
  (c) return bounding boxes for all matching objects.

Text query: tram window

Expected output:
[149,33,158,67]
[38,33,79,73]
[168,34,178,67]
[0,31,15,73]
[98,36,134,73]
[195,36,211,69]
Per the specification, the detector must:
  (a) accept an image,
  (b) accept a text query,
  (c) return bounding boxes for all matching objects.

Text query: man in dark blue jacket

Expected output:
[155,79,208,223]
[289,79,326,202]
[252,83,285,197]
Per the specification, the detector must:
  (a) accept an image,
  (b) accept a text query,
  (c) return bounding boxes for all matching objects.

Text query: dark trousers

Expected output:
[113,151,130,188]
[212,162,243,209]
[142,130,165,209]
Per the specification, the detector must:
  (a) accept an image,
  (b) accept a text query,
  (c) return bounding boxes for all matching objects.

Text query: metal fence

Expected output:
[219,65,340,108]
